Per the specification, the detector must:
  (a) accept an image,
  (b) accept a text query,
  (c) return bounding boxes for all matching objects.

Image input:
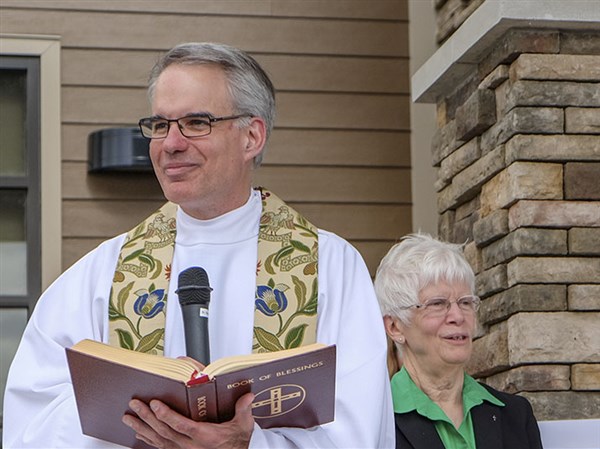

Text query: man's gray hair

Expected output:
[374,233,476,325]
[148,42,276,167]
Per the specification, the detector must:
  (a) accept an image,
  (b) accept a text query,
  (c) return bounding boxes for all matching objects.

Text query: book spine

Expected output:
[187,381,219,422]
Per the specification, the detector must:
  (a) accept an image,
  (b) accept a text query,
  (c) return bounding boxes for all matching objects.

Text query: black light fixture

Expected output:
[88,127,153,173]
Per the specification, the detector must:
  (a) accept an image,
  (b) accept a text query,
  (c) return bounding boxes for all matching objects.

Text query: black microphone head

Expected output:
[176,266,212,306]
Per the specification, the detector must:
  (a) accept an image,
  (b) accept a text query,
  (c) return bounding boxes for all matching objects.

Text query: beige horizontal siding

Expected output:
[1,0,407,21]
[265,130,411,166]
[62,163,163,200]
[354,241,401,277]
[62,49,410,93]
[62,237,108,271]
[3,0,412,275]
[296,204,412,240]
[0,9,408,56]
[63,200,166,238]
[255,166,411,203]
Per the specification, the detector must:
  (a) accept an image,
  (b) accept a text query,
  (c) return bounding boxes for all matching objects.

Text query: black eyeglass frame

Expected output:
[138,113,251,139]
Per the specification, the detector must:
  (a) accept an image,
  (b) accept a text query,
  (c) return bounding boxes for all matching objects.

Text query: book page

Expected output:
[204,343,327,377]
[71,339,198,382]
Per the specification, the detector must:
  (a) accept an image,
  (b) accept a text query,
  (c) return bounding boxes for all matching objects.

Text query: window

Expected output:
[0,58,42,306]
[0,35,61,439]
[0,55,42,438]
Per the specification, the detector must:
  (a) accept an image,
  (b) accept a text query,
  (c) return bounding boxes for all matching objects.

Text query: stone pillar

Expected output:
[412,2,600,420]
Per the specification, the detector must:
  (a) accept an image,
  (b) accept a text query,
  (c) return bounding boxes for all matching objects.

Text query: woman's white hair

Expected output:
[374,233,475,325]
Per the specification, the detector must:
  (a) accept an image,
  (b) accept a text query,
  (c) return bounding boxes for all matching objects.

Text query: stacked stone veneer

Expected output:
[433,29,600,420]
[434,0,485,44]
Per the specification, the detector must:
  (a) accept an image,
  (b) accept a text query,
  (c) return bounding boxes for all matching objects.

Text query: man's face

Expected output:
[149,64,261,219]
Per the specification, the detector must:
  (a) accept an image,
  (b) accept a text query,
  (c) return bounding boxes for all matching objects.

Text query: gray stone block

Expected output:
[509,200,600,230]
[569,228,600,255]
[565,162,600,200]
[482,228,567,269]
[476,264,507,297]
[508,312,600,364]
[481,107,563,152]
[480,162,563,216]
[506,134,600,163]
[456,89,496,141]
[473,209,508,246]
[483,365,570,394]
[479,284,567,325]
[565,107,600,134]
[510,54,600,82]
[568,284,600,310]
[522,391,600,420]
[507,257,600,285]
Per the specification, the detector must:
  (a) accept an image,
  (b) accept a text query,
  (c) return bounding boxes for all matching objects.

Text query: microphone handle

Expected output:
[181,303,210,365]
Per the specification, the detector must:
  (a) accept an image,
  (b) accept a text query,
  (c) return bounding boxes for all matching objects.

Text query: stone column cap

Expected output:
[412,0,600,103]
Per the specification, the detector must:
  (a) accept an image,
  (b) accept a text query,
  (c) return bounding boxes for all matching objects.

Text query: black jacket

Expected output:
[394,384,543,449]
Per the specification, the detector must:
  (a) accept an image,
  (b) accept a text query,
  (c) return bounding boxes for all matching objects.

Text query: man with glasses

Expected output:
[4,42,394,449]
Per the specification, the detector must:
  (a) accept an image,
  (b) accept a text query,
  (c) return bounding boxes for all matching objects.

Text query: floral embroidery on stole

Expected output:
[108,188,318,355]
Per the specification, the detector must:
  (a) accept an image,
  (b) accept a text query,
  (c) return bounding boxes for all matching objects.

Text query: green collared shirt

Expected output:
[391,367,505,449]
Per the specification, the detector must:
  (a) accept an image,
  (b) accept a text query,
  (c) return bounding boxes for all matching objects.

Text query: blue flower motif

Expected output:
[133,289,166,319]
[255,285,288,316]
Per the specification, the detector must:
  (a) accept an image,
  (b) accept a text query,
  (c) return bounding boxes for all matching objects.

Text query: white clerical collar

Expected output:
[175,190,261,245]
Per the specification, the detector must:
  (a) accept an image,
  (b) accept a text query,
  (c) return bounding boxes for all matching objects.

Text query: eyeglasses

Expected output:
[399,295,481,316]
[138,113,251,139]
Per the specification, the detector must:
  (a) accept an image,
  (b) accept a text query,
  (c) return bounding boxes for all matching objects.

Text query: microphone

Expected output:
[176,266,212,365]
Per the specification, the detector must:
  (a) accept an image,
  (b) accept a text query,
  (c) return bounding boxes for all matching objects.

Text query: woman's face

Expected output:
[401,280,477,373]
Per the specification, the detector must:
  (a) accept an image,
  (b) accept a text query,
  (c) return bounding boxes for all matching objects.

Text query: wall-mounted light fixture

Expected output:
[88,127,153,173]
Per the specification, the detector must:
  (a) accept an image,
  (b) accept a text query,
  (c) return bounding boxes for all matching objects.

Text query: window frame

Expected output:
[0,56,42,313]
[0,35,62,308]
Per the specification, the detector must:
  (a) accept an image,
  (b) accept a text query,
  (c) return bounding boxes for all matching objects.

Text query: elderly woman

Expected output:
[375,233,543,449]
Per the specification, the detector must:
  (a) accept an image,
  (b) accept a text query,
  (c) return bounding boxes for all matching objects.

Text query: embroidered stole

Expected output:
[108,188,318,355]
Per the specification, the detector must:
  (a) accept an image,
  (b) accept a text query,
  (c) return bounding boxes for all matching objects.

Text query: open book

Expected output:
[67,339,336,449]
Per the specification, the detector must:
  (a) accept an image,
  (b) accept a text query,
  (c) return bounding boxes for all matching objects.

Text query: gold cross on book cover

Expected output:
[66,339,336,449]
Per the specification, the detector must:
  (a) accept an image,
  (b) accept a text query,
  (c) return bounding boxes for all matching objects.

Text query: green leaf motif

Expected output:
[268,278,275,289]
[274,246,294,266]
[291,275,307,309]
[116,329,135,350]
[138,253,156,271]
[301,294,319,316]
[136,329,164,353]
[265,254,276,275]
[151,259,163,280]
[108,301,122,320]
[254,327,284,352]
[117,282,135,315]
[285,324,307,349]
[290,240,310,253]
[122,248,145,264]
